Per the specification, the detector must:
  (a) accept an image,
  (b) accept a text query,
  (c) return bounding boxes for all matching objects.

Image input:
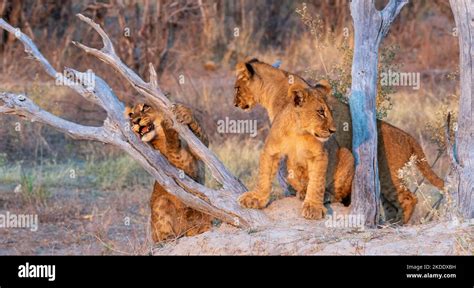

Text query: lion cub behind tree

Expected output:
[234,58,445,224]
[239,84,336,220]
[234,59,354,205]
[125,103,211,242]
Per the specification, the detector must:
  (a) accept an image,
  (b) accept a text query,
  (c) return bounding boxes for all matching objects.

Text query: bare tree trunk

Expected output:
[0,16,269,229]
[5,0,21,45]
[349,0,407,227]
[448,0,474,219]
[0,1,5,18]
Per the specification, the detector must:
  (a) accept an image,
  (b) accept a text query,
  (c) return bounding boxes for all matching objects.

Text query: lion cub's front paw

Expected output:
[171,104,193,125]
[238,191,269,209]
[301,201,326,220]
[161,118,174,130]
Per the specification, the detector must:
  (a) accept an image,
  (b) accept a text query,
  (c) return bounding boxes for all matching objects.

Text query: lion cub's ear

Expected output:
[235,62,255,81]
[288,84,308,107]
[314,79,332,99]
[124,106,133,118]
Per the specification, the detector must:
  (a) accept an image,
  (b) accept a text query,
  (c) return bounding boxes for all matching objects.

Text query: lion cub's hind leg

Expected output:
[183,209,212,237]
[286,161,308,201]
[150,183,179,242]
[333,147,354,205]
[392,177,418,224]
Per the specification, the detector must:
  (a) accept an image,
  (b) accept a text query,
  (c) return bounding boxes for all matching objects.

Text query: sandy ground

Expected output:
[154,198,472,255]
[0,185,471,255]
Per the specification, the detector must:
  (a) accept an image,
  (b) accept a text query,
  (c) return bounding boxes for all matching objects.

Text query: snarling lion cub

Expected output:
[125,103,211,242]
[239,84,335,220]
[234,58,445,223]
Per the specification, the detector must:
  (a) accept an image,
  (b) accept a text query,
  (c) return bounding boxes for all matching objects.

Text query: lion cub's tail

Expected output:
[409,137,444,190]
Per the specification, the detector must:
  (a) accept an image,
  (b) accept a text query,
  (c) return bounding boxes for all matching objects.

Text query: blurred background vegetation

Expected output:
[0,0,459,199]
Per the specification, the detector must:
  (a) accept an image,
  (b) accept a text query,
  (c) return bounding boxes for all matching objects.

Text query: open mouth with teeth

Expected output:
[139,123,154,136]
[133,123,156,142]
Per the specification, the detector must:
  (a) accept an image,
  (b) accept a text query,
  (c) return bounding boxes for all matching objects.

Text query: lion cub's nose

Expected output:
[132,117,141,124]
[329,127,337,134]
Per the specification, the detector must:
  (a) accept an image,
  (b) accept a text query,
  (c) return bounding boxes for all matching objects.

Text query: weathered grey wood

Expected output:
[0,92,114,142]
[72,14,242,190]
[448,0,474,219]
[0,17,269,228]
[349,0,407,227]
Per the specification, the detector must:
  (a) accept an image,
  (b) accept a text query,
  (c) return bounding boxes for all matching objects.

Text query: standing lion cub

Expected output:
[125,103,211,242]
[234,59,354,205]
[234,58,445,224]
[238,84,336,219]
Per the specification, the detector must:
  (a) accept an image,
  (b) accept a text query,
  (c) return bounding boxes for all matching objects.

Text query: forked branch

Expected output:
[0,17,269,228]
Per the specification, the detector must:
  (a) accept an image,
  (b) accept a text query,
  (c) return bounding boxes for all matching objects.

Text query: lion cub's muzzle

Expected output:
[131,117,156,142]
[233,88,250,110]
[137,123,155,137]
[314,128,336,143]
[234,101,250,110]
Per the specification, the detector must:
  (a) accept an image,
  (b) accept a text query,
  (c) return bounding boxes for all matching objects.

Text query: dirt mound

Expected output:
[153,197,472,255]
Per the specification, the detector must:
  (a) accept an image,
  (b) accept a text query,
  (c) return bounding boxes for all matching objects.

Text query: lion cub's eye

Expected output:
[141,104,151,112]
[317,109,325,117]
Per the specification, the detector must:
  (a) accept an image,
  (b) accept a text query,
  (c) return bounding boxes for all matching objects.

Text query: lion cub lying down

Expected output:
[239,84,336,219]
[125,103,211,242]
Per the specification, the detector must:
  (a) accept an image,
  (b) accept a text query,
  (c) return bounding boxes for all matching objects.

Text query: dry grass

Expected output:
[210,138,262,188]
[0,1,464,254]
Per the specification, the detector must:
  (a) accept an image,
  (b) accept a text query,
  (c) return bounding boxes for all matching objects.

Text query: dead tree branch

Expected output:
[0,16,269,228]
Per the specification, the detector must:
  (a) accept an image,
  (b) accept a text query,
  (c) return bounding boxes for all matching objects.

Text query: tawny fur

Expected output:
[234,59,444,224]
[125,103,211,242]
[239,84,336,220]
[235,59,354,207]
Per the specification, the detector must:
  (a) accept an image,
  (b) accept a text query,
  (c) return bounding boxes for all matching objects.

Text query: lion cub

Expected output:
[233,59,446,224]
[238,84,336,219]
[234,59,354,205]
[125,103,211,242]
